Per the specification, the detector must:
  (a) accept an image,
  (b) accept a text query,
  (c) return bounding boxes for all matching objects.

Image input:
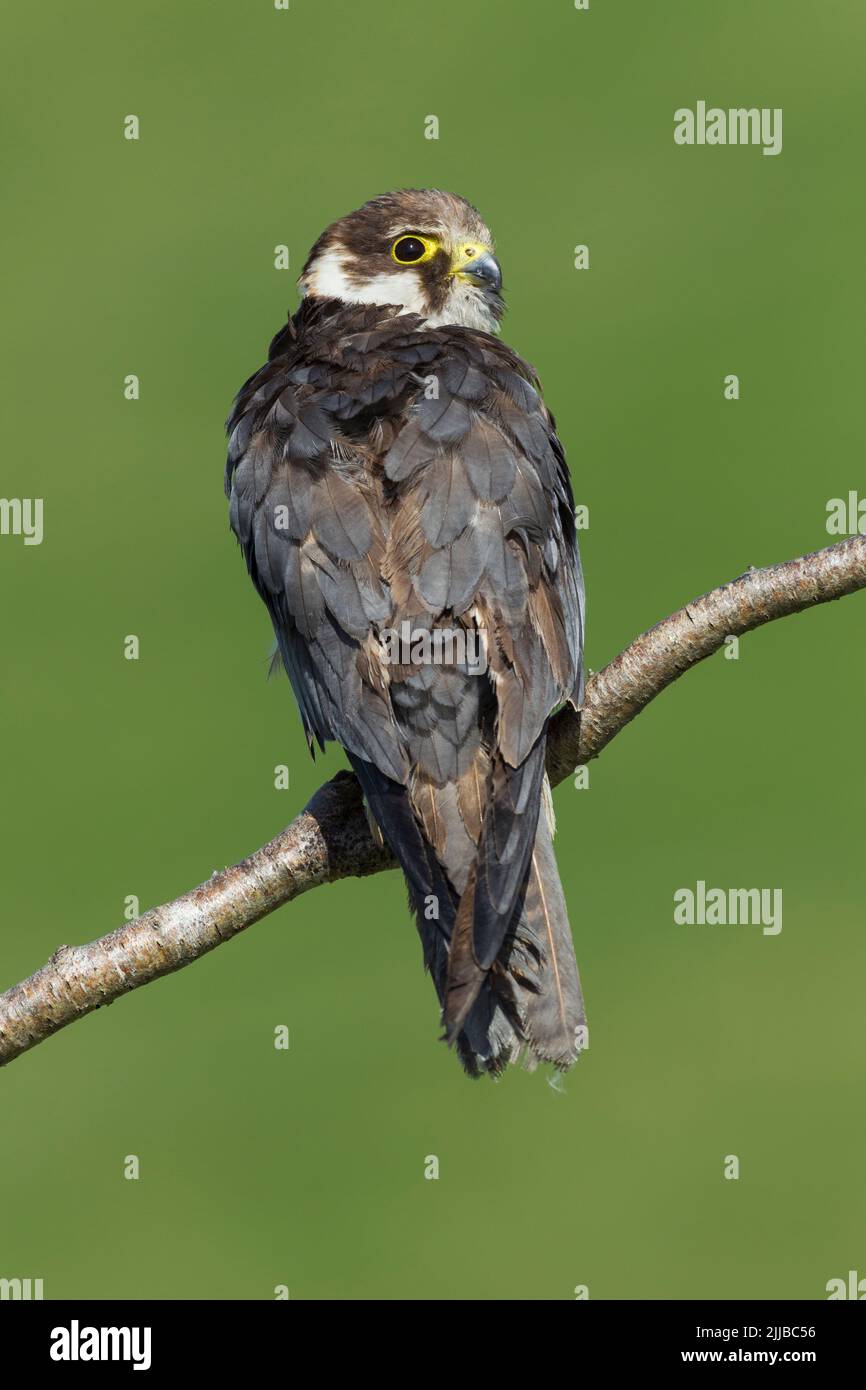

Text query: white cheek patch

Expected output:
[348,270,430,314]
[302,250,501,333]
[303,252,428,315]
[302,249,356,301]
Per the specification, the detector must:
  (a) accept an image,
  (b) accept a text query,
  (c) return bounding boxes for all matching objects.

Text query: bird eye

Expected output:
[391,234,435,264]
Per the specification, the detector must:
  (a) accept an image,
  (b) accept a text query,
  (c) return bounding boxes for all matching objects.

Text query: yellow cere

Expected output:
[449,243,492,276]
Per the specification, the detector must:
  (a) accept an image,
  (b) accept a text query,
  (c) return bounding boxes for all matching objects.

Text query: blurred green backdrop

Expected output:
[2,0,864,1301]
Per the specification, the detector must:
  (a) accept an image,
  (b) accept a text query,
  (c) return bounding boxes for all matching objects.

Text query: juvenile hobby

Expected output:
[225,190,586,1076]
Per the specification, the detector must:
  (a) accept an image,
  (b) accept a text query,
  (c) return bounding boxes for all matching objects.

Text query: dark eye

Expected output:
[392,236,428,263]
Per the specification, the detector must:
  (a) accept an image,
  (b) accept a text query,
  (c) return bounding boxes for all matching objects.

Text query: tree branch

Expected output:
[2,535,864,1067]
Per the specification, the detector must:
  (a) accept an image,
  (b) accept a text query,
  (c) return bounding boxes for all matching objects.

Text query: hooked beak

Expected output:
[453,249,502,292]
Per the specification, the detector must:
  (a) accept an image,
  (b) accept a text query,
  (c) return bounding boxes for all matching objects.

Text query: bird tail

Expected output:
[444,792,586,1075]
[512,807,587,1069]
[348,748,586,1077]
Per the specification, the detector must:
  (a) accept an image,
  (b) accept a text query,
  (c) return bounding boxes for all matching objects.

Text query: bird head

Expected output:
[298,189,504,332]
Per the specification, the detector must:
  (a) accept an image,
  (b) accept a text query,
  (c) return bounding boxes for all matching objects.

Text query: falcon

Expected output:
[225,190,586,1076]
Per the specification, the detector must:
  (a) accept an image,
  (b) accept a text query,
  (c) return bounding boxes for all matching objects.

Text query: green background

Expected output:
[2,0,864,1301]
